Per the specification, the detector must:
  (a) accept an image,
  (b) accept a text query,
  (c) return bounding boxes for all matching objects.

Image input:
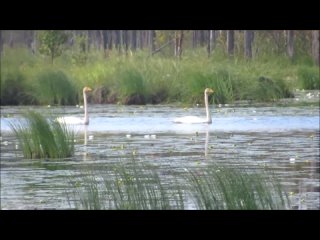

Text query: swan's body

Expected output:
[57,87,92,125]
[173,88,214,124]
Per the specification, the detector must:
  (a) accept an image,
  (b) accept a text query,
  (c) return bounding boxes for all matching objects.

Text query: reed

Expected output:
[297,66,320,90]
[9,111,75,159]
[68,160,185,210]
[186,165,289,210]
[68,159,288,210]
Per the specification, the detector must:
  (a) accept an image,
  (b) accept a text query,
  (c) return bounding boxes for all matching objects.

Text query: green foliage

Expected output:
[1,45,316,106]
[71,34,88,65]
[182,68,235,104]
[34,70,77,105]
[9,111,75,159]
[115,67,147,104]
[186,165,289,210]
[298,67,320,90]
[68,160,288,210]
[1,70,35,105]
[250,77,294,102]
[69,160,184,210]
[38,30,68,64]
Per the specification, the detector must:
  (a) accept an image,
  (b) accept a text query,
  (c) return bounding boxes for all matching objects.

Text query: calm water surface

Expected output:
[1,104,319,209]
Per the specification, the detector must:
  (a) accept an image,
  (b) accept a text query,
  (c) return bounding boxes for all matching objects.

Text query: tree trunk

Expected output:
[199,30,205,47]
[108,30,113,50]
[207,30,213,57]
[244,30,254,59]
[139,30,144,49]
[287,30,294,60]
[192,30,197,49]
[115,30,121,53]
[102,30,108,50]
[9,30,14,48]
[227,30,234,57]
[312,30,319,66]
[123,30,129,55]
[0,30,3,56]
[150,30,156,53]
[99,30,104,51]
[132,30,137,51]
[178,30,184,59]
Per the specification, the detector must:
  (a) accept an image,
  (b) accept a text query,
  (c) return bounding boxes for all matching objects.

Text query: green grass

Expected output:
[2,46,318,105]
[68,160,185,210]
[9,110,75,159]
[34,70,78,105]
[67,159,289,210]
[186,165,289,210]
[297,66,320,90]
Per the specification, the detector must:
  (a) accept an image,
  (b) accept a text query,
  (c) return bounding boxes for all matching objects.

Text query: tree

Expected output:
[131,30,137,51]
[287,30,294,60]
[227,30,234,57]
[244,30,254,59]
[312,30,319,66]
[0,30,2,56]
[38,30,68,64]
[207,30,214,57]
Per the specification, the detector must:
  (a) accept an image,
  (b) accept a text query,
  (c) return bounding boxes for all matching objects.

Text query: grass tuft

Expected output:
[9,110,75,159]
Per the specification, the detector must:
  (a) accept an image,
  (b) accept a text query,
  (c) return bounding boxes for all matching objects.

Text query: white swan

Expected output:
[57,86,92,125]
[173,88,214,124]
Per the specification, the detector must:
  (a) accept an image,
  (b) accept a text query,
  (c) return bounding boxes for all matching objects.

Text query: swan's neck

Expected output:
[83,91,89,125]
[204,92,212,123]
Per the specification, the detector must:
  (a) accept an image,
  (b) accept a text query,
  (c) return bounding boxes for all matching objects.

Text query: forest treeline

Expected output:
[0,30,319,106]
[1,30,319,64]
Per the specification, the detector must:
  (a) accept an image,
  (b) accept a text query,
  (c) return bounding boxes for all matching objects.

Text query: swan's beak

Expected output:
[208,88,214,93]
[84,87,93,92]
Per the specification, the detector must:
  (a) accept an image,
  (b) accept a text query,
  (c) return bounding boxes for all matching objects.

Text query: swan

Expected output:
[57,86,92,125]
[173,88,214,124]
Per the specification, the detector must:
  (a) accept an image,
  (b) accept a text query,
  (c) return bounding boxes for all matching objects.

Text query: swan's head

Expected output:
[205,88,214,94]
[83,86,93,93]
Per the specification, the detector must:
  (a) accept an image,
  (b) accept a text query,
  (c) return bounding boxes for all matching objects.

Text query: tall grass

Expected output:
[186,165,289,210]
[69,160,185,210]
[2,46,316,105]
[68,160,289,210]
[297,66,320,90]
[34,70,78,105]
[1,70,35,105]
[9,111,75,159]
[115,67,147,104]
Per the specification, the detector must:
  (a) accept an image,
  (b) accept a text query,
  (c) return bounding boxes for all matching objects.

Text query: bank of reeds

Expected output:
[297,66,320,90]
[186,165,288,210]
[69,160,185,210]
[68,161,289,210]
[2,46,318,105]
[9,111,75,159]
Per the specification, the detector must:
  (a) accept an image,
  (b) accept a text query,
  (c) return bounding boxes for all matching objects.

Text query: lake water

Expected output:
[1,104,319,209]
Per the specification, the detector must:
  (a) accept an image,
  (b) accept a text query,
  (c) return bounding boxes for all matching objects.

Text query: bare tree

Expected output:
[192,30,197,49]
[0,30,3,55]
[131,30,137,51]
[176,30,184,59]
[287,30,294,60]
[227,30,234,57]
[244,30,254,59]
[150,30,156,53]
[312,30,319,65]
[123,30,129,55]
[115,30,121,53]
[200,30,206,47]
[207,30,213,57]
